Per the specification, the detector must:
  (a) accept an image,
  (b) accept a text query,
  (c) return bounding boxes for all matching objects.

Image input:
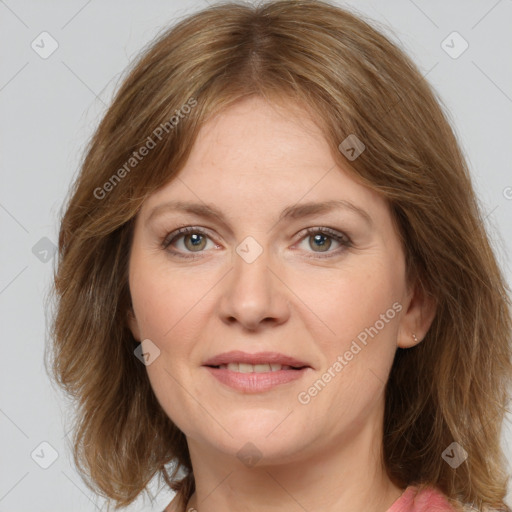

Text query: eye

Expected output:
[162,227,218,258]
[162,226,352,259]
[294,227,351,258]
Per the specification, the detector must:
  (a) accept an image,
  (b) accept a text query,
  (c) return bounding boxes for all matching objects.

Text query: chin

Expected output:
[190,418,311,465]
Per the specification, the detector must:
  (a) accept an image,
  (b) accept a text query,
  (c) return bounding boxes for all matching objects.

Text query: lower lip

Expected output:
[204,366,310,393]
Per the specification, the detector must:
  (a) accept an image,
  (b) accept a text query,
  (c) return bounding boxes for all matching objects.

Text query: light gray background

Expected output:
[1,0,511,510]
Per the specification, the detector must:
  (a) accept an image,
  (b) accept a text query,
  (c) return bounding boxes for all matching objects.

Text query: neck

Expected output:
[185,412,403,512]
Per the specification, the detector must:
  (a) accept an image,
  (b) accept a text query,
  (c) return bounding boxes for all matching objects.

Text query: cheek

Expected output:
[130,265,212,432]
[130,257,212,340]
[291,257,403,348]
[294,257,403,416]
[129,260,216,400]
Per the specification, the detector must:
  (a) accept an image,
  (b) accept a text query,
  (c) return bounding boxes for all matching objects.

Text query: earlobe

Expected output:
[397,282,437,349]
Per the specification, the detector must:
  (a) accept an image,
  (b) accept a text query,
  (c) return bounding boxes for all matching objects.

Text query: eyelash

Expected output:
[161,226,352,260]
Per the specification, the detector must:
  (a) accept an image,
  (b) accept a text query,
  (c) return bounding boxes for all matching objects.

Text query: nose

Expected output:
[217,243,291,331]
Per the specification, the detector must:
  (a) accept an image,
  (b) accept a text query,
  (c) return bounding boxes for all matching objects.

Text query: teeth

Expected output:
[217,363,295,372]
[238,363,254,373]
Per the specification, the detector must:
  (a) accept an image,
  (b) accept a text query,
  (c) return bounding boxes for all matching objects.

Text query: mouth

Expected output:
[206,362,307,372]
[202,350,311,369]
[202,351,312,393]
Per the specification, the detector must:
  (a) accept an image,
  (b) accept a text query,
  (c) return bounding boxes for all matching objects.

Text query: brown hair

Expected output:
[47,0,512,510]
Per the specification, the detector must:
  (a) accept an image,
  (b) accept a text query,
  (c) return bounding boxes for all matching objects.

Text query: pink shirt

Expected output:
[387,485,457,511]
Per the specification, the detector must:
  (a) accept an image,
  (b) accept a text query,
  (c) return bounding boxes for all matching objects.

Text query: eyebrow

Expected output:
[146,199,373,230]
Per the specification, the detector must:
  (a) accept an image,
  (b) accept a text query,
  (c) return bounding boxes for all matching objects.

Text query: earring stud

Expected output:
[412,333,419,343]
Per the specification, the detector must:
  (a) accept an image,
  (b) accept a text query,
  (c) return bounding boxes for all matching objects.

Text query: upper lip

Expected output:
[202,350,311,368]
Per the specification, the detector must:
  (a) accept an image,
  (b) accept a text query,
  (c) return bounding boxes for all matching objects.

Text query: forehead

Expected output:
[141,96,386,220]
[184,96,330,174]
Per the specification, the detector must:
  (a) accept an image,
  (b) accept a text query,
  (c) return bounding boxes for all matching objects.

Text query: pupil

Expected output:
[186,233,205,251]
[312,233,330,252]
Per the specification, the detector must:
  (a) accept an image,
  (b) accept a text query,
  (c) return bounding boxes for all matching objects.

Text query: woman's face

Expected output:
[128,96,426,465]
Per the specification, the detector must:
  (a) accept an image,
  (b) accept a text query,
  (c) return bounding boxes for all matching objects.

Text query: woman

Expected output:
[48,1,512,511]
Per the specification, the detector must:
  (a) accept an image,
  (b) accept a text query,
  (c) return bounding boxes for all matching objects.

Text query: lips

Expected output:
[202,350,311,370]
[217,362,295,372]
[202,351,312,393]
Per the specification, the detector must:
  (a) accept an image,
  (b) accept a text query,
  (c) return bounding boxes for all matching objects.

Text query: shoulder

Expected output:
[387,485,460,512]
[415,486,460,511]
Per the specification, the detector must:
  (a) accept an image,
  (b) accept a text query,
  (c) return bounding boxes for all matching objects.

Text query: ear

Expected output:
[397,280,437,349]
[127,306,141,342]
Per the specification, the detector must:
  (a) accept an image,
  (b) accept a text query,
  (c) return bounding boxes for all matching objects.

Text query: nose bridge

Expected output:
[218,235,290,329]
